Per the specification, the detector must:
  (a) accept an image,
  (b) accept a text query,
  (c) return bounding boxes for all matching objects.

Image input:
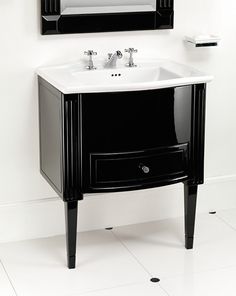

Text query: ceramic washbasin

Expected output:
[71,67,180,85]
[37,59,213,93]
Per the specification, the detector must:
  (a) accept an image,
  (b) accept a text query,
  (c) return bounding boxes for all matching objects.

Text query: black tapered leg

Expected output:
[184,183,198,249]
[65,201,78,269]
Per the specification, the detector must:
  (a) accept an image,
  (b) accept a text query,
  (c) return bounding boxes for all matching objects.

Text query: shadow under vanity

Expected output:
[38,75,207,268]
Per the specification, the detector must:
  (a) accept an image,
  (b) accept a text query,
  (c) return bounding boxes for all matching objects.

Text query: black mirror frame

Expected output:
[41,0,174,35]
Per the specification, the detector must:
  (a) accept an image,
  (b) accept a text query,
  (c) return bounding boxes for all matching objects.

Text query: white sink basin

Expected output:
[37,59,213,94]
[72,67,180,85]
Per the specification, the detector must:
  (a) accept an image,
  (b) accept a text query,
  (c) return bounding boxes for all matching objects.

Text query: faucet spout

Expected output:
[105,50,123,68]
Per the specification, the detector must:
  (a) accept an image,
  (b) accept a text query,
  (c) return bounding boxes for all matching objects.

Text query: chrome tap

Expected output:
[125,48,138,67]
[84,50,97,70]
[105,50,123,68]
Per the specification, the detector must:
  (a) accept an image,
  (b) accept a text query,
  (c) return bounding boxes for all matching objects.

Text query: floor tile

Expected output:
[217,208,236,229]
[0,230,148,296]
[0,261,16,296]
[75,282,167,296]
[113,213,236,278]
[161,265,236,296]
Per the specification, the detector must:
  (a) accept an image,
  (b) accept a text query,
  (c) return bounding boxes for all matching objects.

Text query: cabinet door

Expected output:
[81,86,192,153]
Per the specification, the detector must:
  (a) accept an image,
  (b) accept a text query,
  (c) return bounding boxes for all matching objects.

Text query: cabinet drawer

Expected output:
[90,144,189,188]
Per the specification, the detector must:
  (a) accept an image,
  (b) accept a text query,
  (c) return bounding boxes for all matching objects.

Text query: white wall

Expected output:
[0,0,236,242]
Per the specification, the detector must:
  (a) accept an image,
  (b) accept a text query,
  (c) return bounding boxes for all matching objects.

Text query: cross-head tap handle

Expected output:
[84,50,97,56]
[125,48,138,67]
[125,48,138,53]
[84,50,97,70]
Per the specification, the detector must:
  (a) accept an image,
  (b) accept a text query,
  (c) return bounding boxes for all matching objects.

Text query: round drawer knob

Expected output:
[140,164,150,174]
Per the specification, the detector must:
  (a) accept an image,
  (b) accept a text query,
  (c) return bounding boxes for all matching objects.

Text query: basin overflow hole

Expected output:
[111,73,121,77]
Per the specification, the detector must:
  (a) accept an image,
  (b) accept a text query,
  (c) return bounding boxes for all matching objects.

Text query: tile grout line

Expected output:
[158,284,172,296]
[111,231,171,296]
[110,230,153,277]
[110,231,172,296]
[68,282,148,296]
[0,259,18,296]
[215,214,236,232]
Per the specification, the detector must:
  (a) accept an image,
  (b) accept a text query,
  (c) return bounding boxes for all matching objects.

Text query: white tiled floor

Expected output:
[0,261,16,296]
[1,209,236,296]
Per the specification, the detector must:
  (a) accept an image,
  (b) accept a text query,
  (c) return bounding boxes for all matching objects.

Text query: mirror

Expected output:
[60,0,156,15]
[41,0,174,35]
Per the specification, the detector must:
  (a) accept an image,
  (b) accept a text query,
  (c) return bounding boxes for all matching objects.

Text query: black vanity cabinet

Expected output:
[38,77,206,268]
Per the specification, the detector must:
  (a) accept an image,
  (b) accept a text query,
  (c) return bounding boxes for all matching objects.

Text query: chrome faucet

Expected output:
[125,48,138,67]
[105,50,123,68]
[84,50,97,70]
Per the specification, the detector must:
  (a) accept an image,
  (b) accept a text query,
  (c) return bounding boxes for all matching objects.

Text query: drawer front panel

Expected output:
[90,144,189,188]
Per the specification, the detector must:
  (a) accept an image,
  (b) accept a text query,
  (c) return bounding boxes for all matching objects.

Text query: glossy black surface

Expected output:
[81,87,192,192]
[38,79,63,196]
[82,88,191,152]
[90,144,188,189]
[38,78,206,268]
[190,84,206,184]
[184,183,198,249]
[65,201,78,269]
[196,43,218,47]
[63,95,82,201]
[41,0,174,35]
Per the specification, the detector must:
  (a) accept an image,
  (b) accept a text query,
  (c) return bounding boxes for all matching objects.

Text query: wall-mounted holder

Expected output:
[184,35,220,48]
